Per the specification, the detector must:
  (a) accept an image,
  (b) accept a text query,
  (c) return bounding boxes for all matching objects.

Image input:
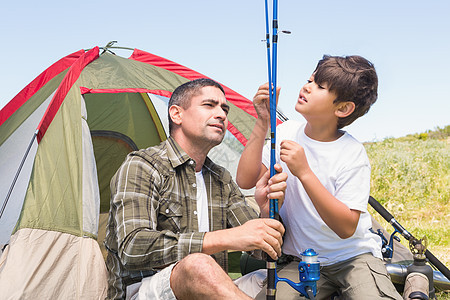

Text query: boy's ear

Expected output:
[169,105,183,126]
[335,101,355,118]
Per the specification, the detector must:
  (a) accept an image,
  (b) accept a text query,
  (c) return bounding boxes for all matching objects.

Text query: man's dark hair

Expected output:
[168,78,225,134]
[314,55,378,129]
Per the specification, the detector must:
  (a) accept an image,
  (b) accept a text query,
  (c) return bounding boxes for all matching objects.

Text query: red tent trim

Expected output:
[37,47,100,143]
[80,87,172,98]
[3,46,281,147]
[78,86,247,144]
[0,50,85,127]
[129,49,257,117]
[129,49,277,146]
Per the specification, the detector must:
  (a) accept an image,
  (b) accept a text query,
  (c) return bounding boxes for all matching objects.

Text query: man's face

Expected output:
[179,86,229,148]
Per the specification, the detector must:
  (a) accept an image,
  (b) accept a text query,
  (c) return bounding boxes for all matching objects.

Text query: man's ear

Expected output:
[335,102,355,118]
[169,105,183,126]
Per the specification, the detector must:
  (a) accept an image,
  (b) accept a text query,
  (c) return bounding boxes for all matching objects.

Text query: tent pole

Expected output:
[0,130,38,219]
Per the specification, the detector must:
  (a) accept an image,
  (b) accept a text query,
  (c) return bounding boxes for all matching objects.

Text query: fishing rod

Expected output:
[264,0,291,222]
[369,196,450,282]
[263,1,319,299]
[264,0,279,298]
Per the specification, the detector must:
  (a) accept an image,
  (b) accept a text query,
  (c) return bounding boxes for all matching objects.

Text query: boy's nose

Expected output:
[303,83,311,93]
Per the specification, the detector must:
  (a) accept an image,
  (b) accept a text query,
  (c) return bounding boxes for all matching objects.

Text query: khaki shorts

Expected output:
[316,253,402,299]
[256,253,402,300]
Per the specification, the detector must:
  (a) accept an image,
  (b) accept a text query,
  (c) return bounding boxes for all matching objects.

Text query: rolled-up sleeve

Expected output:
[226,180,259,228]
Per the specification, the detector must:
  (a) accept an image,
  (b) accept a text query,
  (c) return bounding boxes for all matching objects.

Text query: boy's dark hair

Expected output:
[168,78,225,134]
[314,55,378,129]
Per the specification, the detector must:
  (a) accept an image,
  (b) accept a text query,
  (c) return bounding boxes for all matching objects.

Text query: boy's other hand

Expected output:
[255,163,287,218]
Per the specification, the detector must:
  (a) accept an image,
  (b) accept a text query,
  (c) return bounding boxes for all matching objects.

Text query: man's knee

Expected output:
[173,253,222,280]
[171,253,234,298]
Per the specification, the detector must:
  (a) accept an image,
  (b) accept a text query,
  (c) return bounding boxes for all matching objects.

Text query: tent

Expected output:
[0,45,279,299]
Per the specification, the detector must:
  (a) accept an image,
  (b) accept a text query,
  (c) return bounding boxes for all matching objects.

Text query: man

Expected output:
[105,78,287,299]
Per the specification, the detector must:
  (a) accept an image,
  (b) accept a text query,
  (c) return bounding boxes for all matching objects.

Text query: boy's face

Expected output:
[295,75,339,124]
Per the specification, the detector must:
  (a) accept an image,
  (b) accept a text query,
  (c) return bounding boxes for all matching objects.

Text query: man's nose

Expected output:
[214,107,227,120]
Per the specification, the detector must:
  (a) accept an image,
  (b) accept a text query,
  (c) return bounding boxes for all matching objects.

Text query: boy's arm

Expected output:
[280,140,360,239]
[299,170,361,239]
[236,83,278,189]
[236,116,269,188]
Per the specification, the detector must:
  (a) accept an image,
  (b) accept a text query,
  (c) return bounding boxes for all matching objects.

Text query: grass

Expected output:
[365,125,449,299]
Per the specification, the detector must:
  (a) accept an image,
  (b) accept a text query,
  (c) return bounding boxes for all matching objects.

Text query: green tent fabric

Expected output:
[0,46,271,299]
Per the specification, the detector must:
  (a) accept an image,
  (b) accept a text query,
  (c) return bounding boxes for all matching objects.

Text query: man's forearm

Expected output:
[118,228,205,271]
[202,229,235,255]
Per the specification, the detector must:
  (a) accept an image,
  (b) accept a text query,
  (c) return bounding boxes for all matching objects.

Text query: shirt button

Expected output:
[189,160,194,165]
[194,211,198,215]
[165,209,170,214]
[192,183,197,188]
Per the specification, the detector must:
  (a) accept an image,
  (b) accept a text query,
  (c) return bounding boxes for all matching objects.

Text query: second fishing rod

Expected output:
[264,0,279,298]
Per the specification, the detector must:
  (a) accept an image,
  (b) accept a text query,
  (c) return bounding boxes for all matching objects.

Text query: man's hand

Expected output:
[203,164,286,260]
[233,218,284,260]
[255,163,287,218]
[204,218,284,260]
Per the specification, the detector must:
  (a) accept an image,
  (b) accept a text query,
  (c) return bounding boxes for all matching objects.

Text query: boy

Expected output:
[236,55,402,299]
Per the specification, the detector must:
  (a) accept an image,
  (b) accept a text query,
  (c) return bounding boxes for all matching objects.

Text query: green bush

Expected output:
[365,127,449,298]
[365,130,449,261]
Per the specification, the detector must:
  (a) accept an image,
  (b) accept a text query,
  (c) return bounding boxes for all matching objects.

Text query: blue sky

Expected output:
[1,0,449,142]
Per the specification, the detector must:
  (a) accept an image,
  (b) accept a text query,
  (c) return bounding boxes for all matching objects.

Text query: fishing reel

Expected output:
[276,249,320,299]
[370,228,401,261]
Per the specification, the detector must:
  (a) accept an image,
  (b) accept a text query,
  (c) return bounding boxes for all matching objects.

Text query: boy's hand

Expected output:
[254,163,287,218]
[280,140,312,180]
[253,83,281,122]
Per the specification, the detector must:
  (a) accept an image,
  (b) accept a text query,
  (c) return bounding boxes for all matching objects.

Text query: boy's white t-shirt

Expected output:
[195,171,209,232]
[262,120,382,266]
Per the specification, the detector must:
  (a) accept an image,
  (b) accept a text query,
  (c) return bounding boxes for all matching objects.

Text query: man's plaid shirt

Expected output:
[104,136,259,299]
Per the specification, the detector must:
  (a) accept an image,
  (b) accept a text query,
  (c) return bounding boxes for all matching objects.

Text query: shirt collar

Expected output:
[166,136,191,169]
[166,136,230,183]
